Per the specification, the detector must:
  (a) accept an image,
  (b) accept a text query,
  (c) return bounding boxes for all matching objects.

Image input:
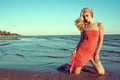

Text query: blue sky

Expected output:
[0,0,120,35]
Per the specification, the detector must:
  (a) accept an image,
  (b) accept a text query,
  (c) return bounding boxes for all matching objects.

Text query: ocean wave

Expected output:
[101,59,120,63]
[0,51,30,62]
[36,44,72,52]
[0,43,10,46]
[36,44,55,49]
[37,55,69,59]
[0,53,8,60]
[38,62,54,66]
[103,43,120,47]
[102,50,120,54]
[58,48,71,51]
[36,35,79,42]
[15,53,30,62]
[20,38,34,41]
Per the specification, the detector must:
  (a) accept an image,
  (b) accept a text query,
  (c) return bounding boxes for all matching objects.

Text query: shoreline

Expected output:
[0,67,120,80]
[0,38,19,40]
[0,68,103,80]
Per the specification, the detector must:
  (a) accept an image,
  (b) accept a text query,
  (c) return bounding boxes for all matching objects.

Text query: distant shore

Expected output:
[0,38,19,40]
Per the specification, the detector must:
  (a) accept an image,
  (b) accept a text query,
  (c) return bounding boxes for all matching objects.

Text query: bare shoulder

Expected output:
[97,22,104,31]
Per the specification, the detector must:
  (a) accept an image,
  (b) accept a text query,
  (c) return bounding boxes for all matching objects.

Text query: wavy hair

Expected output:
[75,8,93,32]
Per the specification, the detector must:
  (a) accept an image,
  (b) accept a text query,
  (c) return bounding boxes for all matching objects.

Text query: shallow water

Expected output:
[0,35,120,72]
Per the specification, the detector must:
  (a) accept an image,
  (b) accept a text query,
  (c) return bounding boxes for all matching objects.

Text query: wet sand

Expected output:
[0,67,120,80]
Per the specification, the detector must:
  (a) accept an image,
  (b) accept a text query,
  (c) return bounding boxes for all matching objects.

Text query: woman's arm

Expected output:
[75,18,82,28]
[96,23,104,55]
[75,19,80,27]
[94,23,104,62]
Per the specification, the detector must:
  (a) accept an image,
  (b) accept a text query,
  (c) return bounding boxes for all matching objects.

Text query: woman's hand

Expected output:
[72,48,76,54]
[94,51,100,63]
[94,54,100,63]
[75,18,81,24]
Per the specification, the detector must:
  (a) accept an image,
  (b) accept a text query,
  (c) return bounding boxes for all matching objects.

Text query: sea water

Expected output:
[0,35,120,71]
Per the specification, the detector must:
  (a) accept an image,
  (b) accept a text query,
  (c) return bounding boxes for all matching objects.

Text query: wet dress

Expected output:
[70,30,99,73]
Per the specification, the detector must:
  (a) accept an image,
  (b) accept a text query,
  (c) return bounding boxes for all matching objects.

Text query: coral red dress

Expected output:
[70,30,99,73]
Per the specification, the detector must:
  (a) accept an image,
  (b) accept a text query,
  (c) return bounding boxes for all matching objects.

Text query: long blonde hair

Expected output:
[75,8,93,32]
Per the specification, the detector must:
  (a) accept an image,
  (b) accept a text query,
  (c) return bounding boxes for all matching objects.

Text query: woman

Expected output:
[57,8,105,75]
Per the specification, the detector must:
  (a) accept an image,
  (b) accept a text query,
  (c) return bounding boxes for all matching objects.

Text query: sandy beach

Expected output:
[0,68,106,80]
[0,68,119,80]
[0,62,120,80]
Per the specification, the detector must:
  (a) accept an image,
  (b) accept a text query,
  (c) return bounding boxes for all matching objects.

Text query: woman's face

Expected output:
[83,11,92,23]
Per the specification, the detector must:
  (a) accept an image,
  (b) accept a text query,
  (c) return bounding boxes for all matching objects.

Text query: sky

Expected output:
[0,0,120,35]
